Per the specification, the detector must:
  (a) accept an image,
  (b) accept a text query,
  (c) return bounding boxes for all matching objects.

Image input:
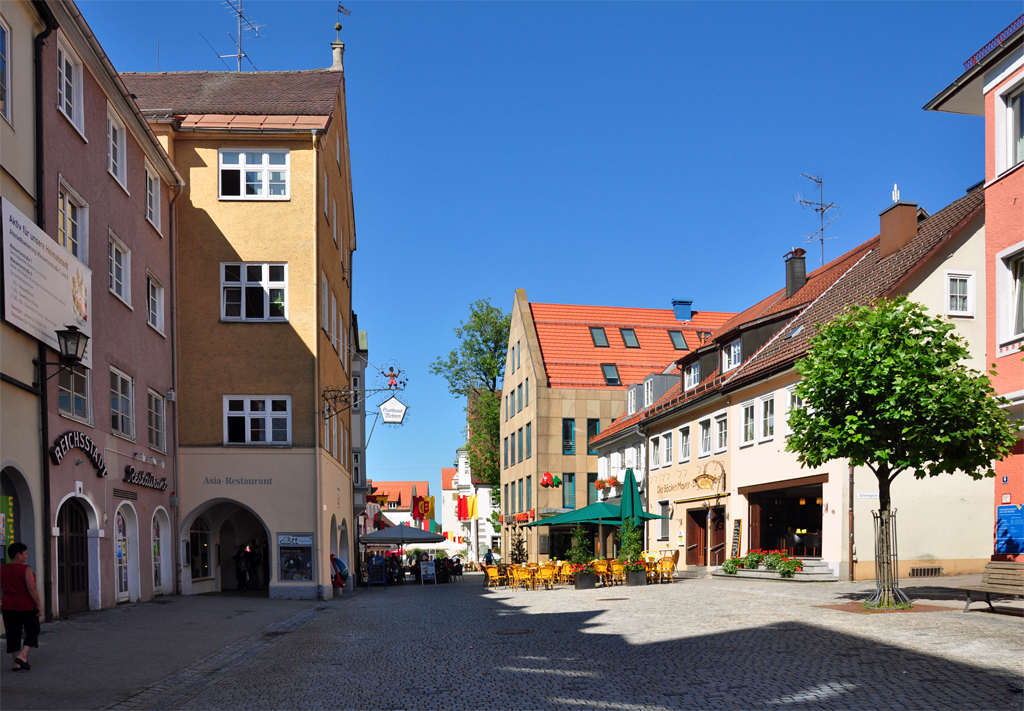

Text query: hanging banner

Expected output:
[2,198,92,367]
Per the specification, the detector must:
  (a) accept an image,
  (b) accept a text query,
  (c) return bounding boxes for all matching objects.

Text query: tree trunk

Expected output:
[866,468,911,609]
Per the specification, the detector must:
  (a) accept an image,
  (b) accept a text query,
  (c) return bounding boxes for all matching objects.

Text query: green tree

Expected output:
[566,525,593,566]
[431,298,511,487]
[787,296,1016,608]
[616,519,644,564]
[509,529,528,564]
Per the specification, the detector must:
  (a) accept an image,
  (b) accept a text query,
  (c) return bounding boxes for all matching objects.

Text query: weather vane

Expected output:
[335,4,351,41]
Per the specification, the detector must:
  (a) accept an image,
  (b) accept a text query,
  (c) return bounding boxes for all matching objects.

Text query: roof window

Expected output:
[590,327,609,348]
[668,331,687,350]
[620,328,640,348]
[601,364,621,386]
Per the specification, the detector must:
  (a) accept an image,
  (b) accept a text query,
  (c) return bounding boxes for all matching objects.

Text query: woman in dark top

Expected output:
[1,542,43,671]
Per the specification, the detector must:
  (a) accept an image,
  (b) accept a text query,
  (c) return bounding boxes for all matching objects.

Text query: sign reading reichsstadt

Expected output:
[2,198,93,367]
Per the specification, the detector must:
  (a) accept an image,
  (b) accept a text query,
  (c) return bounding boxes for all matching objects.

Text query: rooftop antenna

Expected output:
[795,173,841,267]
[221,0,265,72]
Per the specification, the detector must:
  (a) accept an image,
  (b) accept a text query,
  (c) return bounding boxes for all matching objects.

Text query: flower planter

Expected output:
[626,571,647,587]
[574,572,596,590]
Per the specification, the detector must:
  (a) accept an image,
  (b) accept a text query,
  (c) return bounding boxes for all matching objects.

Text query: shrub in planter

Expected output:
[722,557,741,575]
[743,550,766,569]
[626,570,647,586]
[575,571,596,590]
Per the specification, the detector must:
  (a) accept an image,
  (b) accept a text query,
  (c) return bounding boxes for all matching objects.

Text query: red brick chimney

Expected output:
[879,201,919,257]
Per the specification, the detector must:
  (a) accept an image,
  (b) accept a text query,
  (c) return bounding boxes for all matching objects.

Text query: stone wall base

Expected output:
[269,584,318,600]
[852,557,989,581]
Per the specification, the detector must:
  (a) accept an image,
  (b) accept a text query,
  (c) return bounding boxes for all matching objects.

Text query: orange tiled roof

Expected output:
[368,480,430,511]
[441,468,457,490]
[530,304,736,390]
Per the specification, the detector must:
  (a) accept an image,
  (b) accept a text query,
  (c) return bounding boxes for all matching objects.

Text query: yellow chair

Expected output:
[610,561,626,585]
[536,566,556,590]
[658,557,675,583]
[485,566,505,590]
[593,560,610,586]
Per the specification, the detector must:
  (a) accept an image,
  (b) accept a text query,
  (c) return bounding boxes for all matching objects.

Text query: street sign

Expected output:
[380,396,407,424]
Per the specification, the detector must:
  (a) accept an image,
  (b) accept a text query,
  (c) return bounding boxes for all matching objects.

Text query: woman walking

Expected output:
[1,542,43,671]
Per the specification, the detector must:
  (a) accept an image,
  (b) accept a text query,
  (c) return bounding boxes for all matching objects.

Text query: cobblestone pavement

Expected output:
[3,575,1022,710]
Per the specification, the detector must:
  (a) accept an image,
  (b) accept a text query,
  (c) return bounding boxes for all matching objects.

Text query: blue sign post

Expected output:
[995,505,1023,556]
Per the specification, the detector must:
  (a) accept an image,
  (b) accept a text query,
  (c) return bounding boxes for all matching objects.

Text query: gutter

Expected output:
[168,180,184,595]
[923,33,1023,113]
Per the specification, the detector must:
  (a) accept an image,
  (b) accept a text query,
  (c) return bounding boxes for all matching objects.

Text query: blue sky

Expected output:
[83,1,1018,499]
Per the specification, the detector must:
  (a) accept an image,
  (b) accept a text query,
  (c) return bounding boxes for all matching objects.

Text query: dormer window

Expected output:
[668,331,687,350]
[722,339,741,372]
[601,364,621,386]
[627,388,636,416]
[643,379,654,408]
[684,362,700,390]
[620,328,640,348]
[590,327,609,347]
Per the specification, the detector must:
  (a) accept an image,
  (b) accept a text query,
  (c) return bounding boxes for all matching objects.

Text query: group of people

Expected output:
[230,542,264,591]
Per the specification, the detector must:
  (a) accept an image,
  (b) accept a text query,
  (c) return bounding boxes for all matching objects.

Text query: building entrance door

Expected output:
[57,499,89,614]
[115,510,130,602]
[709,507,726,566]
[153,516,163,595]
[685,509,706,567]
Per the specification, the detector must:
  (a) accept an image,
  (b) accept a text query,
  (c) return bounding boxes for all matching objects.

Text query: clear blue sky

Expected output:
[83,1,1017,499]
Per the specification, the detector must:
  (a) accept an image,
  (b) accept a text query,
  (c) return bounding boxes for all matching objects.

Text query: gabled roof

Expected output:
[120,70,343,116]
[368,480,430,510]
[441,468,457,490]
[529,303,735,390]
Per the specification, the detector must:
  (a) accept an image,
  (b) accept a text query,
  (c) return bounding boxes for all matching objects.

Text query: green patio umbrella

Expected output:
[620,469,644,525]
[523,501,623,557]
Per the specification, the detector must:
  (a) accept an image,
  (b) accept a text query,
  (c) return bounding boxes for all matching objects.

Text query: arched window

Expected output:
[190,517,211,579]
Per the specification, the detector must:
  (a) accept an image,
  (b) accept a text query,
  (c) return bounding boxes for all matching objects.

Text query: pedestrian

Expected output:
[1,542,43,671]
[232,544,249,591]
[484,547,494,566]
[246,540,262,591]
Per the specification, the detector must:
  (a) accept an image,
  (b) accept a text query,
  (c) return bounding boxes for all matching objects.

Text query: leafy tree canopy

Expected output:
[787,296,1016,511]
[430,298,511,397]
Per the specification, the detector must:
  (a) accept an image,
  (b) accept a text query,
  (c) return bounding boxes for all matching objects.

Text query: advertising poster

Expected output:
[996,504,1023,556]
[278,534,314,581]
[2,197,92,367]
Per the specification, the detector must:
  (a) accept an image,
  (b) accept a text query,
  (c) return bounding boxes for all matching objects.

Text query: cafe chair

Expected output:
[485,566,504,590]
[536,566,556,590]
[609,561,626,586]
[658,557,675,583]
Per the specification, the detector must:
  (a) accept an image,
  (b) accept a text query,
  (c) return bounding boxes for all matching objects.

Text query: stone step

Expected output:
[712,568,839,583]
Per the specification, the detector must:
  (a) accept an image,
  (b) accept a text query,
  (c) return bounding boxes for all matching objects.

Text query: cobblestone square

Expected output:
[3,573,1021,710]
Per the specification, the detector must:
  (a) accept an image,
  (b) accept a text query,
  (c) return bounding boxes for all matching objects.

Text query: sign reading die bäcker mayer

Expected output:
[2,198,93,368]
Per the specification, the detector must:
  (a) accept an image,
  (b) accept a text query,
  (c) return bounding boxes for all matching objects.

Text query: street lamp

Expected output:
[55,326,89,364]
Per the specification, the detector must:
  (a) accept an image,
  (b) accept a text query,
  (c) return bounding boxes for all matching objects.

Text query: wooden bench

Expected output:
[959,561,1024,612]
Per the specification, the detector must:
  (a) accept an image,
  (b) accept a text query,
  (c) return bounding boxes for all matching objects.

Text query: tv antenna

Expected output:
[795,173,840,267]
[221,0,265,71]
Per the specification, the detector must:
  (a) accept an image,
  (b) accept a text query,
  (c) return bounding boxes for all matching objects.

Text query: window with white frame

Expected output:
[218,149,289,200]
[336,134,340,166]
[221,263,287,321]
[1012,254,1024,340]
[57,179,86,260]
[0,18,10,122]
[684,362,700,390]
[108,232,130,305]
[679,426,690,462]
[58,365,89,422]
[110,368,134,439]
[1008,85,1024,171]
[714,412,728,453]
[785,386,802,436]
[148,390,165,451]
[331,294,338,350]
[321,273,329,331]
[146,165,161,231]
[107,107,127,187]
[352,375,361,411]
[627,388,636,416]
[663,431,672,464]
[332,199,337,245]
[644,379,654,408]
[56,35,83,132]
[760,395,775,441]
[698,418,711,457]
[946,271,974,317]
[659,501,670,540]
[353,451,361,484]
[147,273,165,332]
[650,436,660,468]
[722,339,741,372]
[224,396,291,445]
[741,401,755,445]
[323,172,328,215]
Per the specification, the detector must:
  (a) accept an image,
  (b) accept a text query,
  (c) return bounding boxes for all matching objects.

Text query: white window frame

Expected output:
[57,177,88,262]
[145,162,162,234]
[108,230,131,307]
[147,389,166,452]
[147,271,165,334]
[994,73,1024,176]
[678,426,690,463]
[996,243,1024,350]
[684,362,699,390]
[218,149,290,200]
[110,367,135,441]
[945,270,975,318]
[626,388,636,416]
[331,292,338,351]
[722,339,741,372]
[662,430,672,464]
[0,16,11,124]
[336,134,341,167]
[658,500,670,540]
[353,451,361,484]
[760,395,775,442]
[106,104,128,190]
[785,385,802,436]
[323,171,328,215]
[221,262,288,322]
[321,272,329,332]
[352,375,361,412]
[643,379,654,408]
[58,364,91,424]
[332,199,338,245]
[223,395,292,446]
[56,33,84,136]
[741,401,755,446]
[713,410,728,454]
[698,418,712,458]
[650,436,660,469]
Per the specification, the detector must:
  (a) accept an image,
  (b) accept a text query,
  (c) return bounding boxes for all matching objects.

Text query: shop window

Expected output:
[278,534,313,582]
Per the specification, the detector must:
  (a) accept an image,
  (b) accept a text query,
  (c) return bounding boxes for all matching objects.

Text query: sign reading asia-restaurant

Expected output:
[51,431,107,478]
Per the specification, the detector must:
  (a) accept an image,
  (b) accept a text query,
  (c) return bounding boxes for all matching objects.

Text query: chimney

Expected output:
[879,201,919,257]
[330,41,345,72]
[672,300,693,321]
[784,248,807,298]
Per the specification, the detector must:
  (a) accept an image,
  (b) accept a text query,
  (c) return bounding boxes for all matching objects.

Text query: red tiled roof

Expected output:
[368,480,430,511]
[120,71,342,116]
[441,468,457,490]
[530,304,736,390]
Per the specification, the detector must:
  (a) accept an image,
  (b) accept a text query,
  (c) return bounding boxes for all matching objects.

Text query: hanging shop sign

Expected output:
[123,465,168,491]
[512,509,535,524]
[51,431,107,477]
[379,396,408,425]
[2,198,93,367]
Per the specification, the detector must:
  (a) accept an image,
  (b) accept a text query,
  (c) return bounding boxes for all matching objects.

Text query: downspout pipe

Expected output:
[32,0,58,624]
[169,180,184,594]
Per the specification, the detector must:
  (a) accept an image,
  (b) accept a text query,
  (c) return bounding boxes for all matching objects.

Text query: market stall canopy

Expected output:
[359,524,445,545]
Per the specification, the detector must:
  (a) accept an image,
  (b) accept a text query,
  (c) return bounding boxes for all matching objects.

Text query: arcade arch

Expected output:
[180,499,271,596]
[1,464,37,569]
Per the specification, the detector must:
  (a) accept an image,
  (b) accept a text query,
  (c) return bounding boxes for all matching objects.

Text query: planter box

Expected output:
[575,572,596,590]
[626,571,647,587]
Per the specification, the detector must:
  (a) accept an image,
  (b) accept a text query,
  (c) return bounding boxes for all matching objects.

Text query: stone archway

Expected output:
[151,507,172,596]
[115,502,142,603]
[180,499,272,596]
[339,519,351,590]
